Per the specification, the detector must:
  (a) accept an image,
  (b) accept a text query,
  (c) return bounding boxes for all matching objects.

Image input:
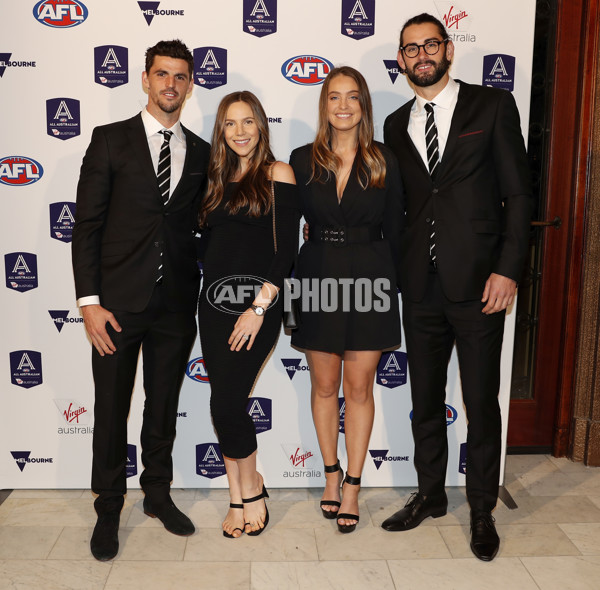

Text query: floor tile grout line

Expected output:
[518,555,549,590]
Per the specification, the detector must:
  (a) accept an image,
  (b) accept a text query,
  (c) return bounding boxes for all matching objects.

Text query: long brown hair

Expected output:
[199,91,275,226]
[311,66,386,189]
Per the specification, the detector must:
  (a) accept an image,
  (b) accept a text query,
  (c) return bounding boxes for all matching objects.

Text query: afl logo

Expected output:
[0,157,44,186]
[186,357,209,383]
[409,404,458,426]
[446,404,458,426]
[33,0,88,28]
[281,55,333,86]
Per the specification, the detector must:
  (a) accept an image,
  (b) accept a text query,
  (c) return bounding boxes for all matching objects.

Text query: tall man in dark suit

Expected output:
[72,40,210,561]
[381,14,533,561]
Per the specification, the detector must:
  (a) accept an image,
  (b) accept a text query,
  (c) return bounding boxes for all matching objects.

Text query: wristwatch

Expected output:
[251,304,266,316]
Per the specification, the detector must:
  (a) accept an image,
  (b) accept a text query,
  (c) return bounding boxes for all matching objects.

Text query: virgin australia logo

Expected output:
[282,444,315,468]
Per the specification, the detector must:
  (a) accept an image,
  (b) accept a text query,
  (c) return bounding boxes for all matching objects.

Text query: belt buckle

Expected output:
[321,226,346,247]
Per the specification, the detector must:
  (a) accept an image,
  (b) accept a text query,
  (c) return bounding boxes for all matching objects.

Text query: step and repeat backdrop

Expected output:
[1,0,535,488]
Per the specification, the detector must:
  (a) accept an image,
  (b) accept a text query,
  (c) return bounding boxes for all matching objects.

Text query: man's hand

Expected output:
[81,304,122,356]
[481,273,517,314]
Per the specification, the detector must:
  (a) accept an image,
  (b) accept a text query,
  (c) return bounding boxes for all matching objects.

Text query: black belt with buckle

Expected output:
[308,224,383,247]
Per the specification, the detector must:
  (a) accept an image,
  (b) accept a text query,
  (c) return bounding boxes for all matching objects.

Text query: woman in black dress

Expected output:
[290,67,404,533]
[198,91,299,537]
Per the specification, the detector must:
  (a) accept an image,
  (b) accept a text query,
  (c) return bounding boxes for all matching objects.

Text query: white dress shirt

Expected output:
[408,77,460,168]
[141,107,187,199]
[77,109,187,308]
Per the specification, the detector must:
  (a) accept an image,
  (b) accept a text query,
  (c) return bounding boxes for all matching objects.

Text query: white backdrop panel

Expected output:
[0,0,535,488]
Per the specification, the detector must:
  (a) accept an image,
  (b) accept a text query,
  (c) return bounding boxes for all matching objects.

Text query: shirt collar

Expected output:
[141,108,185,142]
[413,77,460,114]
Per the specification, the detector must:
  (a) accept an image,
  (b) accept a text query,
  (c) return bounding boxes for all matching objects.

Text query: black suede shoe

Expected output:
[381,491,448,531]
[90,511,120,561]
[470,510,499,561]
[143,498,195,536]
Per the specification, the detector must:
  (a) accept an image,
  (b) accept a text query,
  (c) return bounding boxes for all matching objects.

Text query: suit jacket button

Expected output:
[425,217,431,223]
[432,188,439,194]
[154,241,160,247]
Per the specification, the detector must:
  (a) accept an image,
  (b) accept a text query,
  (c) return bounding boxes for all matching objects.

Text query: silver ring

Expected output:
[243,334,250,341]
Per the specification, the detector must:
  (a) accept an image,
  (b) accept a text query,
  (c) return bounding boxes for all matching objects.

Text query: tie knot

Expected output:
[160,129,173,143]
[424,102,435,114]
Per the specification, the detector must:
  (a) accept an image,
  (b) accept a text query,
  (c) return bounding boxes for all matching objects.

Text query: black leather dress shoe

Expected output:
[143,498,195,536]
[470,511,499,561]
[90,511,120,561]
[381,491,448,531]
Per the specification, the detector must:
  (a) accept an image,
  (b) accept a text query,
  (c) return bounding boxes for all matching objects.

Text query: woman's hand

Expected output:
[228,309,265,351]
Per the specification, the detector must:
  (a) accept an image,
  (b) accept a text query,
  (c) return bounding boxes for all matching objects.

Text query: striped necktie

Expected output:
[157,129,173,204]
[424,103,439,268]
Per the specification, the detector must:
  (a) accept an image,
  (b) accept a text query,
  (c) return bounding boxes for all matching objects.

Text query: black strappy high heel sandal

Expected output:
[337,474,361,533]
[222,502,245,538]
[242,484,270,536]
[320,460,344,519]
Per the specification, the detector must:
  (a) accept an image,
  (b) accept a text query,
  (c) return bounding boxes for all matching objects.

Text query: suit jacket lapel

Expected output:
[126,114,162,200]
[398,100,431,179]
[437,80,470,180]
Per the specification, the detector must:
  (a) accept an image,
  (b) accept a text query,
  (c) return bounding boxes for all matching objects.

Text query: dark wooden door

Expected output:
[508,0,598,451]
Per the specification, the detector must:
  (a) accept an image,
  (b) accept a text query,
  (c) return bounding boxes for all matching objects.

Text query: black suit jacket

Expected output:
[72,113,210,313]
[384,81,533,302]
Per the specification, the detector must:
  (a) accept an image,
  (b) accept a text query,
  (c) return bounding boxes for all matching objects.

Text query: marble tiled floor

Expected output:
[1,454,599,589]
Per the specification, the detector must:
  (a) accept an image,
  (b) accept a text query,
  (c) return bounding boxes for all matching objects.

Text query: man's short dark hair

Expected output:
[145,39,194,78]
[399,13,448,50]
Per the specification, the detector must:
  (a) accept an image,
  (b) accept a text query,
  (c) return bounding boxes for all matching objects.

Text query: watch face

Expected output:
[253,305,264,316]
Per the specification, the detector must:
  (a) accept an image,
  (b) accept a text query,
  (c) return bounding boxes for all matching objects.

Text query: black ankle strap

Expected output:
[324,460,341,473]
[344,474,361,486]
[229,502,243,509]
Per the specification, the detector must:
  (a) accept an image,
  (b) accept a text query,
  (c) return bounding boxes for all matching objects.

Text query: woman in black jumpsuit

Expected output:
[290,67,404,533]
[198,91,299,537]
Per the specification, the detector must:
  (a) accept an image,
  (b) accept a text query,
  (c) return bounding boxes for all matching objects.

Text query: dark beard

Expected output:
[158,100,181,114]
[405,55,451,87]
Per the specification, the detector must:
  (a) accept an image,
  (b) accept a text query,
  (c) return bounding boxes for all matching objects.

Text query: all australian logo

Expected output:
[281,443,321,478]
[483,54,515,91]
[338,396,346,434]
[369,449,410,470]
[48,310,84,333]
[137,1,184,26]
[127,444,138,477]
[244,0,277,37]
[341,0,375,40]
[11,451,53,472]
[33,0,88,28]
[49,202,76,243]
[281,55,333,86]
[193,47,227,89]
[9,350,43,389]
[196,443,226,479]
[54,399,93,434]
[46,98,80,140]
[0,157,43,187]
[247,396,272,433]
[0,53,36,79]
[376,351,407,389]
[459,441,467,474]
[94,46,128,88]
[5,252,38,293]
[186,356,209,383]
[280,358,309,380]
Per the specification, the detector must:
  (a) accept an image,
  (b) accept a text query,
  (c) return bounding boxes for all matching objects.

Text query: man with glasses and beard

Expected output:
[381,13,532,561]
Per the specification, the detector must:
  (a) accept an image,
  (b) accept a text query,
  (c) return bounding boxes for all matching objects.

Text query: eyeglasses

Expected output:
[400,39,449,59]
